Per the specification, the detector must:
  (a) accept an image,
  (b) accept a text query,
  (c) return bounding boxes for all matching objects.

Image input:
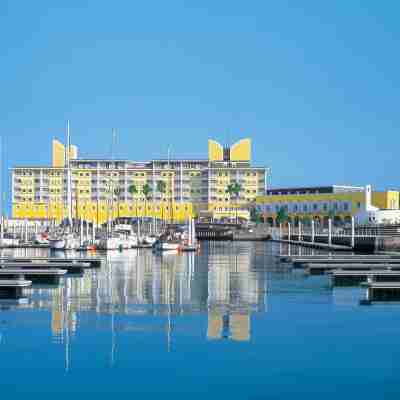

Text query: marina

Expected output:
[3,1,400,397]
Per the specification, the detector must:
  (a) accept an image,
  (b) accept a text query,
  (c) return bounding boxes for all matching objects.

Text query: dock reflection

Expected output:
[2,243,268,346]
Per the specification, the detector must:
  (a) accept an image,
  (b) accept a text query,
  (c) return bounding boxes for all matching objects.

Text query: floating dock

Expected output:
[0,257,102,269]
[0,269,67,285]
[304,263,400,275]
[361,282,400,304]
[330,270,400,286]
[277,239,352,251]
[292,258,400,268]
[0,261,91,274]
[281,254,400,262]
[0,279,32,299]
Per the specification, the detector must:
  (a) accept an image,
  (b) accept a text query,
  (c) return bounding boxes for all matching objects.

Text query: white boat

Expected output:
[34,233,49,245]
[98,236,122,250]
[127,235,138,248]
[143,235,157,246]
[114,224,138,248]
[49,233,79,250]
[181,219,198,252]
[153,240,181,251]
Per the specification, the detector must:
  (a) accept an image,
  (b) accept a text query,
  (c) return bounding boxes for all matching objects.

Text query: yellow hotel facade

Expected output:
[11,138,266,224]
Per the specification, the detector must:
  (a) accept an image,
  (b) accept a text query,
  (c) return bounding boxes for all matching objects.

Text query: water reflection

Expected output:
[0,242,268,355]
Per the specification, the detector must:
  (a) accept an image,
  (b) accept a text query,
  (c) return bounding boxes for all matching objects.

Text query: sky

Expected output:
[1,0,400,206]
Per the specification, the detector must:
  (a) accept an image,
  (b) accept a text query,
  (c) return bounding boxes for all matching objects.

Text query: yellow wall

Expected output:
[52,140,65,167]
[69,145,78,160]
[13,200,194,224]
[52,140,78,167]
[372,191,399,210]
[208,139,223,161]
[230,138,251,161]
[256,190,400,223]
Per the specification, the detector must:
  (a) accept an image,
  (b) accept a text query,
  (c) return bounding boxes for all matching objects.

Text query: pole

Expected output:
[351,216,355,248]
[328,218,332,247]
[92,222,96,244]
[188,218,191,246]
[0,136,2,226]
[279,223,282,240]
[311,219,315,243]
[24,219,28,243]
[298,221,302,242]
[80,218,83,247]
[66,120,73,227]
[288,222,291,242]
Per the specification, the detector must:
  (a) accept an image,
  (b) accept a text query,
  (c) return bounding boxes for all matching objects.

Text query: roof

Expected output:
[267,185,364,195]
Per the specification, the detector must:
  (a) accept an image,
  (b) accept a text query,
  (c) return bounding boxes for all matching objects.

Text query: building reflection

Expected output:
[10,242,267,345]
[206,242,266,341]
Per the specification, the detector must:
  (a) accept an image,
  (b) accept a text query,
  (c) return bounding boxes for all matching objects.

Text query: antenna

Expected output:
[111,129,117,160]
[66,120,70,168]
[0,135,2,219]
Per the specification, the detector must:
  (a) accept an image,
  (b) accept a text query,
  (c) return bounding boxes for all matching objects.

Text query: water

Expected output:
[0,241,399,399]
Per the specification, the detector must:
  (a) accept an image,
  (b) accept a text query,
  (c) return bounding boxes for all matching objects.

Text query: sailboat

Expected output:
[49,121,79,251]
[181,218,198,252]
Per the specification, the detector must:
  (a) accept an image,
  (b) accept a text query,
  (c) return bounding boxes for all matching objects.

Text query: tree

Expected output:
[226,181,242,224]
[250,207,262,224]
[142,182,152,218]
[128,183,138,220]
[301,215,312,226]
[157,180,167,221]
[276,207,288,225]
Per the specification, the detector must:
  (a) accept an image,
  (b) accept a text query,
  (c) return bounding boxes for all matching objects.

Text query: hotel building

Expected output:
[11,137,266,223]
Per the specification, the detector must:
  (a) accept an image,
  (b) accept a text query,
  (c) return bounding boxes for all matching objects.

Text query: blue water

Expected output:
[0,242,399,399]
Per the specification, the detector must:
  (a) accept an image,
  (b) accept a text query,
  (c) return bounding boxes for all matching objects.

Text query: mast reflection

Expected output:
[14,243,267,345]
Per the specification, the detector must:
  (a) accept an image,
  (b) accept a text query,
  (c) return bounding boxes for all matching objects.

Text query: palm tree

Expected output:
[157,180,167,221]
[226,181,242,224]
[276,207,288,225]
[128,183,138,221]
[142,182,152,219]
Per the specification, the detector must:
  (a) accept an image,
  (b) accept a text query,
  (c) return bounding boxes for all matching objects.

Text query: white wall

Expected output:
[356,209,400,225]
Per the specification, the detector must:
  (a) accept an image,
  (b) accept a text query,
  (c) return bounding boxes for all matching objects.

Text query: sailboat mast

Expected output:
[66,121,73,226]
[0,135,2,221]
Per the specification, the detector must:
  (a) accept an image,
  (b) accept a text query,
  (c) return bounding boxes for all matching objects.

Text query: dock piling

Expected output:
[328,218,332,247]
[311,220,315,243]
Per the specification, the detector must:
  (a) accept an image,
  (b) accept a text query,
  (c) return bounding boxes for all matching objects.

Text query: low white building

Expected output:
[355,185,400,224]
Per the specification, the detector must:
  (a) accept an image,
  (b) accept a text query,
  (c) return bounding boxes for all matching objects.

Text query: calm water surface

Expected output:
[0,241,399,399]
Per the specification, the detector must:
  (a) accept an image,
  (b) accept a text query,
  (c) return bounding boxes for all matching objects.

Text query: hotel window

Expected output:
[313,204,318,211]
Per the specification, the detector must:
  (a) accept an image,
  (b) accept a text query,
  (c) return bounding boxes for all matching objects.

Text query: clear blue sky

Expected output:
[1,0,399,203]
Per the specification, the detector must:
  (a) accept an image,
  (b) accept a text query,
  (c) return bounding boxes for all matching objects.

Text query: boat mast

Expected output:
[66,121,73,227]
[0,135,3,236]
